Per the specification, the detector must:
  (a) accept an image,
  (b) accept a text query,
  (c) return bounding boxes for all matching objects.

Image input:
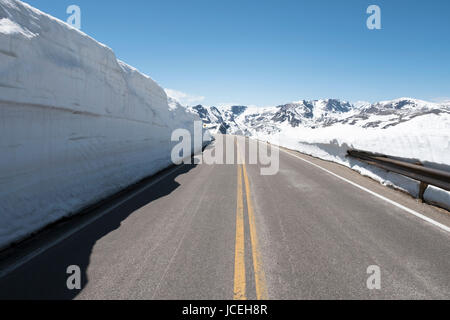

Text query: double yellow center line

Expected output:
[234,141,268,300]
[234,163,246,300]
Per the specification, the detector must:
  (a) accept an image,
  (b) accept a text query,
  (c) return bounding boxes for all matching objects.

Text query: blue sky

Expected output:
[27,0,450,107]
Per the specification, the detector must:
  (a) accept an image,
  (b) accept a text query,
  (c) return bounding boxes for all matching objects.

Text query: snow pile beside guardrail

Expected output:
[255,113,450,210]
[0,0,202,249]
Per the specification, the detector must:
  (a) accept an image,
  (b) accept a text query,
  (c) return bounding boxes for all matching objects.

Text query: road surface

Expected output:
[0,135,449,300]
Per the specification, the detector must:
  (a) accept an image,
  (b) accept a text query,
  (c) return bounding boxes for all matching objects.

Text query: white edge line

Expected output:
[0,164,185,279]
[278,147,450,234]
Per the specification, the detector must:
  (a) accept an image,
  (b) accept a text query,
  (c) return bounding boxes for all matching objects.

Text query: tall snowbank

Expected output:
[0,0,202,249]
[254,113,450,210]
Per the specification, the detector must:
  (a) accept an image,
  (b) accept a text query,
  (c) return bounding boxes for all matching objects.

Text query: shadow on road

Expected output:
[0,164,197,300]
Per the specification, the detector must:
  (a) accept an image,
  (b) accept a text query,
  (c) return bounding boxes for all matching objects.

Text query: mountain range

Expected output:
[180,98,450,136]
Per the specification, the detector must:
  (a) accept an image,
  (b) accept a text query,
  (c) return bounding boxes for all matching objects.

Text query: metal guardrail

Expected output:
[347,149,450,201]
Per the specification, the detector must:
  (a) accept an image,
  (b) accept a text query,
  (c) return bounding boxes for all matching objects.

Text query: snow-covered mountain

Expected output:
[335,98,450,129]
[183,98,450,135]
[185,104,251,135]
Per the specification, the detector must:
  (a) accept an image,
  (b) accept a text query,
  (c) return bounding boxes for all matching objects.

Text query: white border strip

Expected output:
[279,147,450,234]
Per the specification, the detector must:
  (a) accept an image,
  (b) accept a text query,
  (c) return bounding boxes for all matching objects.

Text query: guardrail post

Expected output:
[415,161,428,202]
[418,182,428,203]
[347,150,450,205]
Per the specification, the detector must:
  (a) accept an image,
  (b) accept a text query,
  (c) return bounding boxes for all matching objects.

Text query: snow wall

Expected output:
[0,0,203,249]
[253,113,450,210]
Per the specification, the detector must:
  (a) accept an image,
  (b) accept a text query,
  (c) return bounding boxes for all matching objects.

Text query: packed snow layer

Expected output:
[0,0,202,249]
[253,113,450,210]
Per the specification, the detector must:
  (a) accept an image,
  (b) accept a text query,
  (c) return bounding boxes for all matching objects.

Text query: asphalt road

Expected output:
[0,135,449,300]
